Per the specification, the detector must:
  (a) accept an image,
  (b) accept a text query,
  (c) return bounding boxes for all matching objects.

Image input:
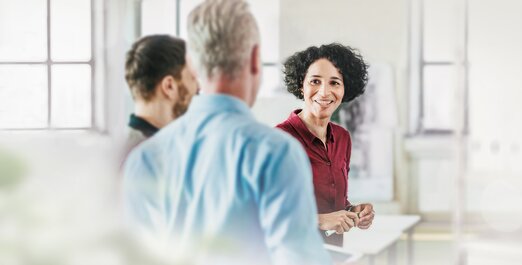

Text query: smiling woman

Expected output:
[276,43,374,247]
[301,58,346,123]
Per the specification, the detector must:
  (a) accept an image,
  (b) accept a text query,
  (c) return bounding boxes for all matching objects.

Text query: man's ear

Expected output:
[159,75,179,101]
[250,44,261,75]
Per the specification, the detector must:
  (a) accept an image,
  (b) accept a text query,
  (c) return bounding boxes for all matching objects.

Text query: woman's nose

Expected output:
[318,84,330,96]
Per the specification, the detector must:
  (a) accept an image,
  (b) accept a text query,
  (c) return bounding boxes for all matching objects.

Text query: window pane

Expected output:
[258,65,283,97]
[51,0,91,61]
[141,0,177,36]
[179,0,204,39]
[249,0,279,63]
[0,65,48,128]
[51,65,91,128]
[423,0,459,62]
[422,65,456,130]
[0,0,47,62]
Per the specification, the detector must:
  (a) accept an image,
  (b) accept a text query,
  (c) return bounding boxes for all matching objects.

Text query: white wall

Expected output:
[252,94,303,127]
[280,0,408,64]
[468,0,522,173]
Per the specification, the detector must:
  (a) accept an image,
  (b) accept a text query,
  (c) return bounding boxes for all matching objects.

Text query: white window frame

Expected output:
[0,0,96,131]
[408,0,469,135]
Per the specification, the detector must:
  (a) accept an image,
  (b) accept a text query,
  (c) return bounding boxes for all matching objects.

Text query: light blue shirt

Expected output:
[123,94,331,265]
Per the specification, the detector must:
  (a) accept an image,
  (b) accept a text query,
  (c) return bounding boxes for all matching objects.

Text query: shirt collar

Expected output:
[187,93,253,118]
[128,114,159,137]
[287,109,335,143]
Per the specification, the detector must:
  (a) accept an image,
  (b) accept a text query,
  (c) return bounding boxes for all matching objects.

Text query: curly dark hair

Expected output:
[125,35,186,101]
[283,43,368,102]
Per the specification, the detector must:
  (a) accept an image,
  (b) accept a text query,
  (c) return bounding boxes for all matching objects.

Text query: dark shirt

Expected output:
[128,114,159,137]
[276,109,352,246]
[120,114,160,168]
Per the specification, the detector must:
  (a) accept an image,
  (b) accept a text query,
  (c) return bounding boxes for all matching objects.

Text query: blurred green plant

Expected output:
[0,148,26,189]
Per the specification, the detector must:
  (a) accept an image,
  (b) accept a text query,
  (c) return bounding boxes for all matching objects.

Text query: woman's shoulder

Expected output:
[329,121,348,132]
[274,110,300,132]
[275,118,292,131]
[329,122,352,139]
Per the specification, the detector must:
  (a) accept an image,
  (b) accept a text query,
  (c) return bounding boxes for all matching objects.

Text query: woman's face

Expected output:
[302,58,345,120]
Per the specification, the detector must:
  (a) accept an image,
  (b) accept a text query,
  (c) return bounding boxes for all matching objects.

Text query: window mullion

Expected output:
[176,0,181,36]
[418,0,425,134]
[47,0,52,129]
[90,0,95,129]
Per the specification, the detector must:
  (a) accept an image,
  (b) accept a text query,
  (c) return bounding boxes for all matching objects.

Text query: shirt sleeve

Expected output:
[257,138,332,265]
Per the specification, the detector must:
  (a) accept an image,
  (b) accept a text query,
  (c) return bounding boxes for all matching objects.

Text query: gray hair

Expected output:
[187,0,260,80]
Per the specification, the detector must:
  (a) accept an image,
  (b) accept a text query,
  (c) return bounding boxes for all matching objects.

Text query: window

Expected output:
[409,0,466,134]
[410,0,522,171]
[140,0,282,97]
[247,0,283,97]
[0,0,94,129]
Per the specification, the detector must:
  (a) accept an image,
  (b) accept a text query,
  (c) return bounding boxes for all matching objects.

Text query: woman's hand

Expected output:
[350,203,375,229]
[318,210,360,234]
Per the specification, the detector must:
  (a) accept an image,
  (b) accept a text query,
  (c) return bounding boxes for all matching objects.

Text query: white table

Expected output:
[324,244,363,264]
[341,215,420,265]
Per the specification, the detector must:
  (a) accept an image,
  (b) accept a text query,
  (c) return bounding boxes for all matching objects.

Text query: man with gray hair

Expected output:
[123,0,332,264]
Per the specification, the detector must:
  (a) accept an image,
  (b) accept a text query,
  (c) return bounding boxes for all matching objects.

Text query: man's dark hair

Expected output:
[283,43,368,103]
[125,35,186,101]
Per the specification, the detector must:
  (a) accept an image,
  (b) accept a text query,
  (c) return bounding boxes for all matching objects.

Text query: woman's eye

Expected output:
[331,81,341,86]
[310,79,321,85]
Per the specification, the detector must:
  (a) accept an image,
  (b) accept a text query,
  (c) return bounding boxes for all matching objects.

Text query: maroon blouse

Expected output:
[276,109,352,246]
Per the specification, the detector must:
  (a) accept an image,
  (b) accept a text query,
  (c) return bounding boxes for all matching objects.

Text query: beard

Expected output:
[171,82,192,119]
